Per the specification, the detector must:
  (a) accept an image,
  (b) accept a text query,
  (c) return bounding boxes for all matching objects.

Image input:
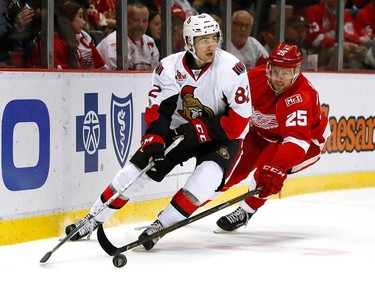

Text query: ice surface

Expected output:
[1,188,374,281]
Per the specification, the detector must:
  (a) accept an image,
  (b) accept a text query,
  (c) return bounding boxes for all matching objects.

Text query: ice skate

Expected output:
[137,219,164,250]
[215,207,254,232]
[65,214,102,241]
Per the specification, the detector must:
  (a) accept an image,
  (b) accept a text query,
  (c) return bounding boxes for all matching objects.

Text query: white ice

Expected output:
[1,188,374,281]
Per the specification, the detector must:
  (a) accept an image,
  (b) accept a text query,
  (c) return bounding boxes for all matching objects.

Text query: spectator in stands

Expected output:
[171,4,186,53]
[285,15,319,70]
[355,0,375,41]
[365,40,375,69]
[153,0,198,17]
[346,0,370,17]
[0,0,11,66]
[86,3,107,31]
[229,10,268,70]
[193,0,222,18]
[232,0,255,12]
[286,0,321,16]
[0,0,41,68]
[259,21,277,54]
[355,0,375,69]
[259,16,317,70]
[285,15,309,50]
[96,1,159,70]
[304,0,370,69]
[53,1,107,69]
[146,9,161,54]
[91,0,116,22]
[55,0,90,9]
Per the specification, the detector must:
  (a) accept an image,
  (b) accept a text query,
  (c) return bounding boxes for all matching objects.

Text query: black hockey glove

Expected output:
[173,118,211,147]
[141,134,165,171]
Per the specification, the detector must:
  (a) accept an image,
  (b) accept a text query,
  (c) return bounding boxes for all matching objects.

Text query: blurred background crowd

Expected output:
[1,0,374,71]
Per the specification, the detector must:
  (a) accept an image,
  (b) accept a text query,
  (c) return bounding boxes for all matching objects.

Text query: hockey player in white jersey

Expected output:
[65,13,252,250]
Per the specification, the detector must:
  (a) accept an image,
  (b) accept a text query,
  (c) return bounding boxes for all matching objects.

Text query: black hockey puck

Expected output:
[113,254,127,268]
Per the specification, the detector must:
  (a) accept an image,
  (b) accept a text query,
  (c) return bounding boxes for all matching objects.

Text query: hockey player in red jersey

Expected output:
[65,13,252,249]
[216,42,331,232]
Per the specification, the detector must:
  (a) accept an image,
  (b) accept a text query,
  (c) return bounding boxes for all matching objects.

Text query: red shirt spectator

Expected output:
[92,0,116,20]
[355,0,375,38]
[304,1,366,48]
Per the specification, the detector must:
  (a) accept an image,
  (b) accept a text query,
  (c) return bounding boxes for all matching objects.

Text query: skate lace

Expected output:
[226,207,249,225]
[77,218,98,239]
[135,220,164,235]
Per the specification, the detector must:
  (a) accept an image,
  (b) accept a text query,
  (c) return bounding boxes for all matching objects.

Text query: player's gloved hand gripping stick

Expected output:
[39,136,184,263]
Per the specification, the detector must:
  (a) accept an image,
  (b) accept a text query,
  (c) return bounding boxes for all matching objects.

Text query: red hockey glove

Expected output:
[141,134,165,171]
[254,164,287,198]
[173,118,212,147]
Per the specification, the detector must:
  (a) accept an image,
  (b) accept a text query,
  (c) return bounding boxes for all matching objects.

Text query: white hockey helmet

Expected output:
[183,13,222,55]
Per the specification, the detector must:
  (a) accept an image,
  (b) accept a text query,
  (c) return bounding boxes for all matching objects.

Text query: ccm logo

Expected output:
[194,123,207,143]
[263,165,286,177]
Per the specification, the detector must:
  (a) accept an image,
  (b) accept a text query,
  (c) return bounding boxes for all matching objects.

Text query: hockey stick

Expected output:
[97,188,260,256]
[39,136,184,263]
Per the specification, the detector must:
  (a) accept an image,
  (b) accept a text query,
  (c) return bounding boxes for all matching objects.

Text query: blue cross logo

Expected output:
[76,93,106,173]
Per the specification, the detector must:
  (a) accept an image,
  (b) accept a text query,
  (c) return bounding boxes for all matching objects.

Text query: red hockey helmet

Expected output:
[268,42,302,68]
[266,43,303,92]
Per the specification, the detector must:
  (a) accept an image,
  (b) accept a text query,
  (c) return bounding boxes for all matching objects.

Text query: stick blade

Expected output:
[97,224,118,256]
[40,251,52,263]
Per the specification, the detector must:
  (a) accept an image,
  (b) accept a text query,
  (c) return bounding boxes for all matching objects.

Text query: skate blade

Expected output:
[213,227,233,234]
[132,245,148,252]
[213,226,238,234]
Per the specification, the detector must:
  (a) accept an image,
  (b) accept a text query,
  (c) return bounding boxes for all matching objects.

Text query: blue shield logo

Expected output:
[111,93,133,167]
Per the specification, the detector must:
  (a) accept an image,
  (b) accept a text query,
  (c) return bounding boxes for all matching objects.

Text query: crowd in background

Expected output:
[0,0,374,71]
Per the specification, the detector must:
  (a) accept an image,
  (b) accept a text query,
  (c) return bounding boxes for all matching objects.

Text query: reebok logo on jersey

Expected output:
[232,61,246,75]
[285,94,303,107]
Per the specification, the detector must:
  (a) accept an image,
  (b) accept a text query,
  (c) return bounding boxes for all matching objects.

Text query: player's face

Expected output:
[269,66,294,93]
[194,34,219,66]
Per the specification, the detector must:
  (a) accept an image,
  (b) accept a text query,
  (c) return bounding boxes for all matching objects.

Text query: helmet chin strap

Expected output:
[187,48,205,65]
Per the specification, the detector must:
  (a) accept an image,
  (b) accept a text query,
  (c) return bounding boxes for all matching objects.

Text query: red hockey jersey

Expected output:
[248,65,328,170]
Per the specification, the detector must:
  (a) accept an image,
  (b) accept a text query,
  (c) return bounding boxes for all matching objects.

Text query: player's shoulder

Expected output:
[214,49,247,75]
[153,52,185,77]
[215,48,242,64]
[160,51,184,68]
[280,74,317,108]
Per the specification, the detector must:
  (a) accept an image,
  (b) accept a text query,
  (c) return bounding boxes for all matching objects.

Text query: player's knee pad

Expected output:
[112,163,150,198]
[183,161,224,204]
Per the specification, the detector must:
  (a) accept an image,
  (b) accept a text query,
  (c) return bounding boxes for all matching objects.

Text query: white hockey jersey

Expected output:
[145,49,252,141]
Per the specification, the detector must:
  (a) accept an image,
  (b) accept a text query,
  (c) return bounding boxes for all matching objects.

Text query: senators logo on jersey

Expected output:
[178,85,214,120]
[216,146,230,159]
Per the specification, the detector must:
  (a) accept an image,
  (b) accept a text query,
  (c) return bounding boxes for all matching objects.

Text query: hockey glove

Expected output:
[141,134,165,171]
[173,118,212,147]
[254,164,287,198]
